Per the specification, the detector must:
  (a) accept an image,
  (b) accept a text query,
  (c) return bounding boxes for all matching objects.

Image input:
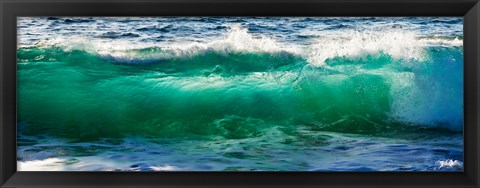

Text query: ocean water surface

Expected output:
[17,17,463,171]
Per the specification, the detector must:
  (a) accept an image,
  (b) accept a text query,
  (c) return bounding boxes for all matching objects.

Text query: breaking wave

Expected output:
[17,26,463,140]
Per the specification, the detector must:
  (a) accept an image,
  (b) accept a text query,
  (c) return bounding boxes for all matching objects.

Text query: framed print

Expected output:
[15,16,465,172]
[1,0,479,187]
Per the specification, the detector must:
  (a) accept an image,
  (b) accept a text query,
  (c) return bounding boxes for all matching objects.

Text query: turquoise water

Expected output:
[17,17,463,171]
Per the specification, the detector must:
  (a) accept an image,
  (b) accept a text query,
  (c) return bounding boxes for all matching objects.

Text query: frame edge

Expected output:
[465,1,480,188]
[1,0,480,188]
[1,0,5,186]
[0,0,17,187]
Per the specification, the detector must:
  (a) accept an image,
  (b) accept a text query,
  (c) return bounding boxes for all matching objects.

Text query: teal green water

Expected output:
[18,46,463,141]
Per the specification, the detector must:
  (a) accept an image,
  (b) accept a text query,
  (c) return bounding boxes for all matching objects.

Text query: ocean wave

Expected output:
[17,26,463,138]
[17,59,463,140]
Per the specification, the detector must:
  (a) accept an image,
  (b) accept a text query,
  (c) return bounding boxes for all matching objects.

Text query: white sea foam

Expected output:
[169,25,292,55]
[150,165,178,171]
[19,26,462,66]
[420,37,463,46]
[18,158,66,171]
[305,30,425,66]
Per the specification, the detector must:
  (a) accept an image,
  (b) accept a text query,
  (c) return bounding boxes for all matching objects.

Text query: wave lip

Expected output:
[305,29,462,66]
[17,26,463,67]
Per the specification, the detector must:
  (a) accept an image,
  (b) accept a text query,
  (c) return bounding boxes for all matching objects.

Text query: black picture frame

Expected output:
[1,0,479,187]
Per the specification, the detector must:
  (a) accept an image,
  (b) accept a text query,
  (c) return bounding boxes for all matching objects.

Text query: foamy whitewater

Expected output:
[17,17,463,171]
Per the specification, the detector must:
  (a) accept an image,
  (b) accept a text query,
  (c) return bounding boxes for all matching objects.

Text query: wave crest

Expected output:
[19,26,462,66]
